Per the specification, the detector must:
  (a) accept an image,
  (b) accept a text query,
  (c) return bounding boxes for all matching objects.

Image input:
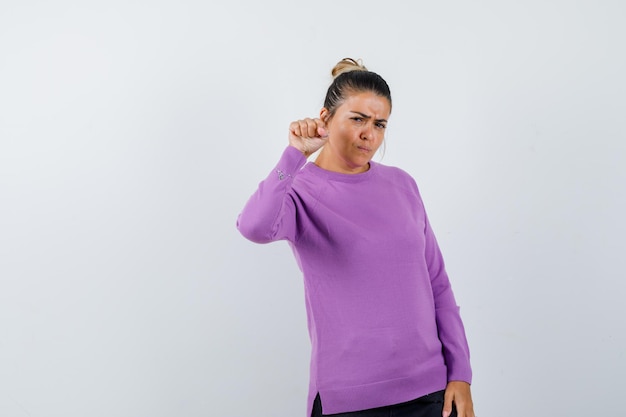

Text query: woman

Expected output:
[237,58,475,417]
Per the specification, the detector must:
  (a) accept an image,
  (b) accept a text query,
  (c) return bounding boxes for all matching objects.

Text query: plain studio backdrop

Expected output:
[1,1,625,416]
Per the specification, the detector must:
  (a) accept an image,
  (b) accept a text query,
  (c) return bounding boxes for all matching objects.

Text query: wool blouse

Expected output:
[237,146,472,417]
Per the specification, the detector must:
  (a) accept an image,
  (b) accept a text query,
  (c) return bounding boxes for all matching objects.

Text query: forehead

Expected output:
[339,91,391,117]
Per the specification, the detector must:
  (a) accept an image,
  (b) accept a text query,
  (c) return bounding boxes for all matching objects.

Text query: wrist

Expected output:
[289,144,309,157]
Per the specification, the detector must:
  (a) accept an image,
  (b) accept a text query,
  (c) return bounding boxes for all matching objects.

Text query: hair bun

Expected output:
[331,58,368,79]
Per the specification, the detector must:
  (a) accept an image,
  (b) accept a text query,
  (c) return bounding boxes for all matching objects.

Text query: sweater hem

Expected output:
[318,368,447,415]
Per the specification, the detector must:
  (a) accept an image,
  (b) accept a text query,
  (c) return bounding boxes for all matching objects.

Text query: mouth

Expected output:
[356,145,372,153]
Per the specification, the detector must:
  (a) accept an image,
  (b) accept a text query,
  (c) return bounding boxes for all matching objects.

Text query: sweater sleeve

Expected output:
[236,146,307,244]
[423,212,473,385]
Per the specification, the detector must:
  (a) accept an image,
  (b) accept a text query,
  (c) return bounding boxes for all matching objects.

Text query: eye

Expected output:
[376,122,387,129]
[351,117,363,123]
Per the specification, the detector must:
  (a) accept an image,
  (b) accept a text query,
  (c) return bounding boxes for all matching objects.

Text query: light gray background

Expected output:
[1,1,625,416]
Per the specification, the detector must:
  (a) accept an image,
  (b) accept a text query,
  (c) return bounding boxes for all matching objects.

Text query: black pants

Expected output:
[311,390,457,417]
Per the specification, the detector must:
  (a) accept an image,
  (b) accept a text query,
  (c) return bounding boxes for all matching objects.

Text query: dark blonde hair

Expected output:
[323,58,392,118]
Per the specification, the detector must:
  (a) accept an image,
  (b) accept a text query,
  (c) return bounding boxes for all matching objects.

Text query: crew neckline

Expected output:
[304,161,378,183]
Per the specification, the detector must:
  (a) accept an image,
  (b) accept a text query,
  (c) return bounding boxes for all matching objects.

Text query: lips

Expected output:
[356,146,371,153]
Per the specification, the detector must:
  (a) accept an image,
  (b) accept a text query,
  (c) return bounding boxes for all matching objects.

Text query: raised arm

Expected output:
[236,118,327,243]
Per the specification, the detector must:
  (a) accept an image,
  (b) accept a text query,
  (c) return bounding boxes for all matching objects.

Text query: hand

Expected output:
[288,118,328,157]
[443,381,475,417]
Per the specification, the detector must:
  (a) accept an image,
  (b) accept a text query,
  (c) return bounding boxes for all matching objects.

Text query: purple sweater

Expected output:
[237,146,471,416]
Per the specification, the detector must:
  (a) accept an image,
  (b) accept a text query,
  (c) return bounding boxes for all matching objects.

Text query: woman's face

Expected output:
[319,91,391,174]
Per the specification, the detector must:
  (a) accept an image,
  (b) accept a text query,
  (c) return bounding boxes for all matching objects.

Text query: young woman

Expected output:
[237,58,475,417]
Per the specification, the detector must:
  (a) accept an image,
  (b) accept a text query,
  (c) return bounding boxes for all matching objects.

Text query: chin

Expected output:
[352,159,371,170]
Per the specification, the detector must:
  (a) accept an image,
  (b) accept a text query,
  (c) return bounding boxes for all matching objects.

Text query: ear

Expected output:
[320,108,330,123]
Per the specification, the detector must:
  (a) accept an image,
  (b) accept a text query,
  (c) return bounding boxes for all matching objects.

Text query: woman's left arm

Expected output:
[422,214,475,417]
[423,213,472,383]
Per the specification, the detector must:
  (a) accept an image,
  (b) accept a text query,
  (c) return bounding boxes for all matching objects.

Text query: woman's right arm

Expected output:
[236,146,307,243]
[236,118,327,244]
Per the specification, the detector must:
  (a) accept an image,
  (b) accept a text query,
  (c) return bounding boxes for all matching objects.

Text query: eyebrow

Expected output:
[350,111,388,124]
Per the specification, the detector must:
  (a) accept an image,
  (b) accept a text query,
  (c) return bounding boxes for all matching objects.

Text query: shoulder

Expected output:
[373,162,422,195]
[376,163,414,180]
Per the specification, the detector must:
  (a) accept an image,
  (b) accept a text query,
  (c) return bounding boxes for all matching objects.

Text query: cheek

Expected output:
[332,125,354,145]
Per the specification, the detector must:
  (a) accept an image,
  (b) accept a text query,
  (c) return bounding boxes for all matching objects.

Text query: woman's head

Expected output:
[323,58,392,119]
[315,58,392,174]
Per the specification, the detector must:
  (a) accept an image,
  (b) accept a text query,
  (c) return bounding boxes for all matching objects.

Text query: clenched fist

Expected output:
[289,118,328,157]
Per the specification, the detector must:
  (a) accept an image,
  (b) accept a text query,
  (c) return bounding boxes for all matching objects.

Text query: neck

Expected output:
[314,148,370,174]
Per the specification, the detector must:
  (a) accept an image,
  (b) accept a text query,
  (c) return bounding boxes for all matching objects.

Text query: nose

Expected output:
[360,123,374,141]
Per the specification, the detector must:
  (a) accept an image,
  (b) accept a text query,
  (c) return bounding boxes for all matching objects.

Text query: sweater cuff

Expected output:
[275,146,307,179]
[448,367,473,385]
